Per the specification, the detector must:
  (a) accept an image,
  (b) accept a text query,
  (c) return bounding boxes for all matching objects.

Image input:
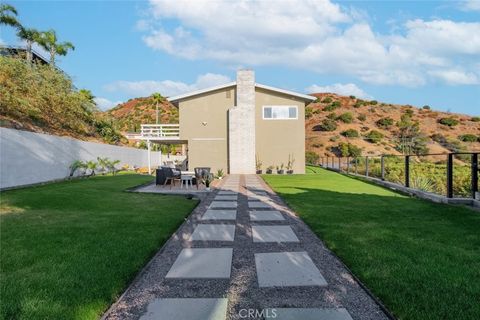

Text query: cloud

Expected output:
[104,73,231,97]
[141,0,480,87]
[428,69,479,85]
[94,97,123,111]
[306,83,372,99]
[459,0,480,11]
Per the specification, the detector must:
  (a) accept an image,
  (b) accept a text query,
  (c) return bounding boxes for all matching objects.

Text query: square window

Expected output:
[263,107,272,119]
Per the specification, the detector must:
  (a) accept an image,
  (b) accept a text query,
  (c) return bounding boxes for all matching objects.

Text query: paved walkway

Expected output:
[104,175,389,320]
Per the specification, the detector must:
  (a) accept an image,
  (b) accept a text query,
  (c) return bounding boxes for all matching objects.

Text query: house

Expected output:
[0,45,49,65]
[136,70,315,174]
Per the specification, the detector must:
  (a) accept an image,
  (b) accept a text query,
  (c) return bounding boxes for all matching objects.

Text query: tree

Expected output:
[0,3,20,28]
[396,114,428,155]
[16,27,40,63]
[37,29,75,66]
[79,89,95,104]
[151,92,164,124]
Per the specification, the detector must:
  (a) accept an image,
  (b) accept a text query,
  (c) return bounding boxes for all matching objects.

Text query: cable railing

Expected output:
[317,152,479,199]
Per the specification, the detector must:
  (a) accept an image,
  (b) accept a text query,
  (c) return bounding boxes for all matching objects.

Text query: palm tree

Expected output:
[151,92,164,124]
[0,3,20,28]
[37,29,74,66]
[16,27,40,63]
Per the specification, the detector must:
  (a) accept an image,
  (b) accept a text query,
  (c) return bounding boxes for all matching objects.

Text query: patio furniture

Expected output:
[162,166,181,189]
[194,167,213,189]
[180,174,193,189]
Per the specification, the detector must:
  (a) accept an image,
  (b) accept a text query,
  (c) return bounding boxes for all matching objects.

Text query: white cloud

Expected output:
[104,73,231,97]
[306,83,372,99]
[140,0,480,87]
[460,0,480,11]
[428,69,479,85]
[94,97,123,111]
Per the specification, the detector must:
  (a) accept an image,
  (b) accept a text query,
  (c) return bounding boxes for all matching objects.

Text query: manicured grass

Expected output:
[0,174,198,320]
[263,167,480,320]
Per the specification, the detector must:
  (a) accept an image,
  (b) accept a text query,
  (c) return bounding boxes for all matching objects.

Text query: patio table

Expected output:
[180,175,193,189]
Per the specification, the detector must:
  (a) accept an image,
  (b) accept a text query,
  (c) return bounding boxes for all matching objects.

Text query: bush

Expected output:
[376,117,394,129]
[431,133,447,144]
[357,114,367,121]
[341,129,359,138]
[370,100,378,105]
[305,151,319,164]
[327,112,337,119]
[313,119,337,131]
[337,142,362,157]
[423,105,431,110]
[404,108,414,116]
[458,134,478,142]
[323,101,341,112]
[322,97,333,103]
[349,95,356,99]
[439,117,459,127]
[305,106,313,119]
[471,116,480,122]
[337,112,353,123]
[365,130,384,143]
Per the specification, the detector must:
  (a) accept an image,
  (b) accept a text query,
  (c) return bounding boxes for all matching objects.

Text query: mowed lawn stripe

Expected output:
[0,174,198,320]
[263,167,480,320]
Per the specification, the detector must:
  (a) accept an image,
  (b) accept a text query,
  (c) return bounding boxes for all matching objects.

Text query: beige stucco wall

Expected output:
[255,88,306,174]
[178,86,235,173]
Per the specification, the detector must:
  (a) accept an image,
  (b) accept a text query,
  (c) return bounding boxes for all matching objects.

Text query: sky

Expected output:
[1,0,479,115]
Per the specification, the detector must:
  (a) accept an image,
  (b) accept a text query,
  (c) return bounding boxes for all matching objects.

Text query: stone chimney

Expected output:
[228,70,256,174]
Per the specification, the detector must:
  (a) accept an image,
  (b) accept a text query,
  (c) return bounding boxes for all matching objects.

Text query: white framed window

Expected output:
[263,106,298,120]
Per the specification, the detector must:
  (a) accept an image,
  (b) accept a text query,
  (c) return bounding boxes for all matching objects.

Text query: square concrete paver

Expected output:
[166,248,233,279]
[202,209,237,220]
[255,251,327,287]
[214,195,238,201]
[266,308,353,320]
[190,224,235,241]
[210,201,238,208]
[248,201,274,209]
[250,211,285,221]
[218,191,237,195]
[252,226,299,243]
[139,298,228,320]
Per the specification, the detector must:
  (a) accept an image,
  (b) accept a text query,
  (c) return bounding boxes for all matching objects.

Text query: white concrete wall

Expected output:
[228,69,256,174]
[0,127,168,189]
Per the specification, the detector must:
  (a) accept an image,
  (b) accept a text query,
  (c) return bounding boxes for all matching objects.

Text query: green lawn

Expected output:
[263,167,480,320]
[0,174,198,320]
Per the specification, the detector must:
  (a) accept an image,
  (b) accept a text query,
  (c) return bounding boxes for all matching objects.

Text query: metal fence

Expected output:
[317,152,479,199]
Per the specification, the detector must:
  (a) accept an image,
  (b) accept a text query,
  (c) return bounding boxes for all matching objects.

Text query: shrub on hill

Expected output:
[438,117,459,127]
[357,114,367,121]
[341,129,359,138]
[305,106,313,119]
[327,112,337,120]
[305,151,320,164]
[323,101,341,112]
[458,134,478,142]
[337,112,353,123]
[335,142,362,157]
[321,97,333,103]
[471,116,480,122]
[376,117,394,129]
[365,130,384,143]
[423,105,431,110]
[370,100,378,105]
[313,119,337,132]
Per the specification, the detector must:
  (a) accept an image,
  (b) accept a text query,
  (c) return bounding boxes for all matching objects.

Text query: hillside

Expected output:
[305,93,480,158]
[106,96,178,133]
[106,93,479,157]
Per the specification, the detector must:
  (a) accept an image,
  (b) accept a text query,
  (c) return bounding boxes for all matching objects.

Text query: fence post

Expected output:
[355,158,358,174]
[381,156,385,181]
[365,156,369,177]
[447,153,453,198]
[471,153,478,199]
[347,157,350,174]
[338,157,341,171]
[405,155,410,187]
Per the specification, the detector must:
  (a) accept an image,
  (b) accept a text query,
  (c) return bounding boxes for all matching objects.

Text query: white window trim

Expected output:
[262,105,298,120]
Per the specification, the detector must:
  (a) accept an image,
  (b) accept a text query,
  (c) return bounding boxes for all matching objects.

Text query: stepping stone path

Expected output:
[104,175,389,320]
